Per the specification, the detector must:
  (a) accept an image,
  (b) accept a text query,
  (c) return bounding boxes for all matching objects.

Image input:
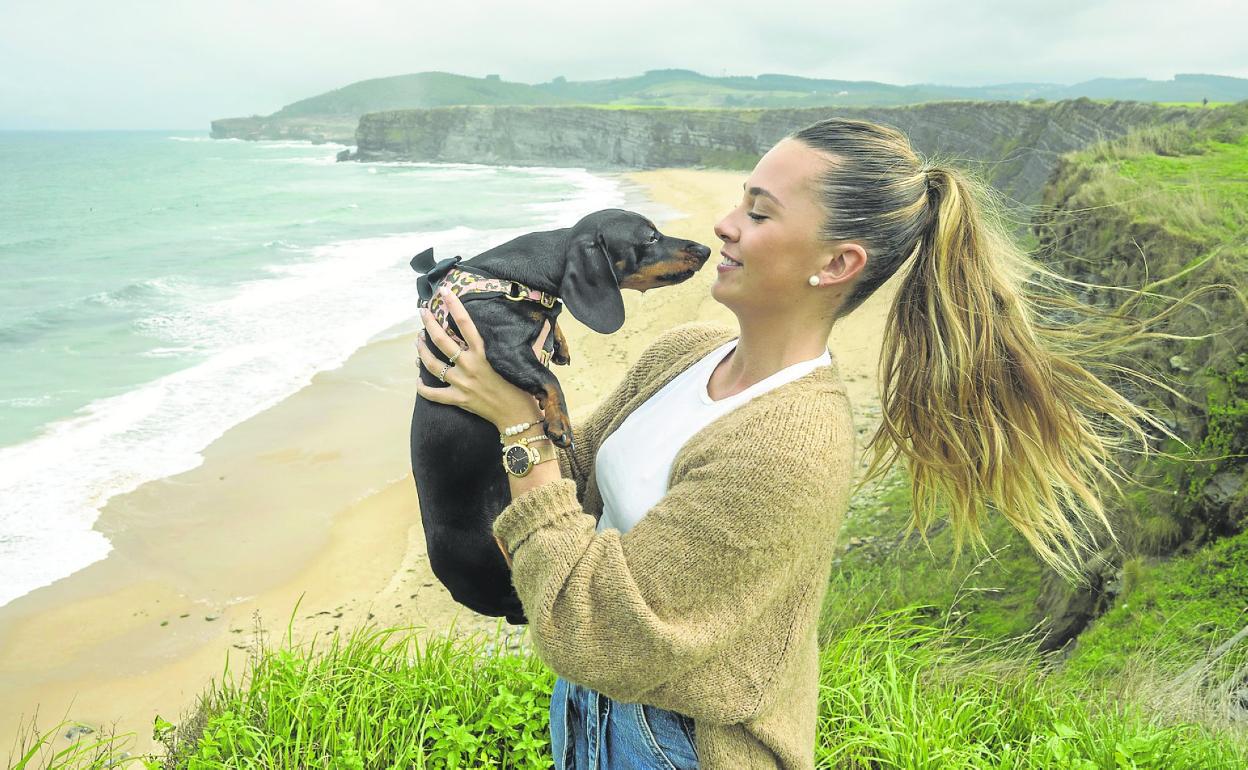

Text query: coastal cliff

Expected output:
[210,115,359,144]
[349,99,1206,203]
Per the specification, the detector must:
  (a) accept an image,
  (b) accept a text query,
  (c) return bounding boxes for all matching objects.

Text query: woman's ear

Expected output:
[561,232,626,334]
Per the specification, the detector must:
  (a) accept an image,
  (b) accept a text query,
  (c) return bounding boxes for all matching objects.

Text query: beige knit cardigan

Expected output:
[492,321,857,770]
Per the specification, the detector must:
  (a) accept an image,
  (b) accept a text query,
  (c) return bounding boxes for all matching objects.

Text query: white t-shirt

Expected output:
[593,338,832,534]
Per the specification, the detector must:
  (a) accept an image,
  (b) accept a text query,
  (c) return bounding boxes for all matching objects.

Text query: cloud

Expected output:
[0,0,1244,129]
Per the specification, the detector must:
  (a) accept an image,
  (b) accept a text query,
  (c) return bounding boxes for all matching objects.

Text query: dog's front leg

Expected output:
[551,320,571,365]
[483,342,575,450]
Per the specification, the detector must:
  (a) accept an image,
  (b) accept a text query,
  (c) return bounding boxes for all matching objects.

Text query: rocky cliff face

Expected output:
[350,99,1200,203]
[210,115,358,144]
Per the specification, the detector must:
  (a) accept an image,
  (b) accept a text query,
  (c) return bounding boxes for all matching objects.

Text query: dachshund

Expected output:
[410,208,711,624]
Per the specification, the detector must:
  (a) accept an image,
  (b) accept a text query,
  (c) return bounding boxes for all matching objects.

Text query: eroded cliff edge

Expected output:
[348,99,1206,204]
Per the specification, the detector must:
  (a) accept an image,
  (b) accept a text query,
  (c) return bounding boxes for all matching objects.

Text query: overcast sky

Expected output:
[2,0,1245,130]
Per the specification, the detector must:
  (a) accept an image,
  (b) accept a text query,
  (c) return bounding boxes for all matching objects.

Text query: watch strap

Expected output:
[531,439,559,465]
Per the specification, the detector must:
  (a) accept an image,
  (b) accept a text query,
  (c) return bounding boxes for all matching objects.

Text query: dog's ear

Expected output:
[410,247,435,273]
[562,232,625,334]
[412,249,464,304]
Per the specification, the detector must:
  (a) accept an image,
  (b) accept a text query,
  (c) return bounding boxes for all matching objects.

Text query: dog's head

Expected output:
[562,209,712,334]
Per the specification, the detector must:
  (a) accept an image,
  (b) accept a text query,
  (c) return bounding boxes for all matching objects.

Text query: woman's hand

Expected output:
[416,286,552,430]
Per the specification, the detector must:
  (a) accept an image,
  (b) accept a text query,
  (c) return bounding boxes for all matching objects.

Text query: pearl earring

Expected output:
[808,275,820,287]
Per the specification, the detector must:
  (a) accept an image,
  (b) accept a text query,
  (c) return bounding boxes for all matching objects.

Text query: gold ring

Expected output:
[448,347,463,365]
[437,361,452,382]
[538,349,551,367]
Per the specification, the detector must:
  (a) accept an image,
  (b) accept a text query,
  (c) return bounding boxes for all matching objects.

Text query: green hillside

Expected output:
[213,69,1248,137]
[273,71,572,117]
[530,69,1248,108]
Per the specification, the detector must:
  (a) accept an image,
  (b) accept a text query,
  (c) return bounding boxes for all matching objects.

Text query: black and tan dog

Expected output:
[410,208,711,624]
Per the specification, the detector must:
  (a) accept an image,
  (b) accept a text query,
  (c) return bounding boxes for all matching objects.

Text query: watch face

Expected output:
[503,444,533,476]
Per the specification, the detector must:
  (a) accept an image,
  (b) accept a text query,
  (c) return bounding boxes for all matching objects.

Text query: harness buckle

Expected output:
[505,282,527,302]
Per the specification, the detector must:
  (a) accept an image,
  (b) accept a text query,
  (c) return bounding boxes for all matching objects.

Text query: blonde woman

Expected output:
[415,117,1171,769]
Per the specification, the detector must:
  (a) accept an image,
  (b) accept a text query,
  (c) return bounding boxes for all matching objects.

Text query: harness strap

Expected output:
[421,267,559,349]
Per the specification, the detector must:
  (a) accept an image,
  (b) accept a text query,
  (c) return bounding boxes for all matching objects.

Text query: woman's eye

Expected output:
[747,212,768,222]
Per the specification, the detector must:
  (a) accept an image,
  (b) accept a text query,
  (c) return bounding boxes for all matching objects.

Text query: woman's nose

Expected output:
[714,213,736,243]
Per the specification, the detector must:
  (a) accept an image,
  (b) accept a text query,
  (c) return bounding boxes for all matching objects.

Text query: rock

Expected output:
[1169,355,1193,372]
[481,625,531,658]
[336,149,353,162]
[1204,471,1245,508]
[64,724,94,740]
[1035,552,1116,652]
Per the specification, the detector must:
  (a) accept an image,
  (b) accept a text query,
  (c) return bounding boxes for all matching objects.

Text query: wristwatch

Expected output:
[501,434,559,478]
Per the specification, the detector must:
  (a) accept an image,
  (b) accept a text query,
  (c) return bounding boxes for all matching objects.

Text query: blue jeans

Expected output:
[549,675,700,769]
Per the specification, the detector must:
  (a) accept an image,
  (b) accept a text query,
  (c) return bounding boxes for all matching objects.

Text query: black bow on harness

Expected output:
[410,248,465,304]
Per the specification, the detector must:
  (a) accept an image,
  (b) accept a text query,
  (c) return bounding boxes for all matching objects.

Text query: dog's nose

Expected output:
[688,243,711,262]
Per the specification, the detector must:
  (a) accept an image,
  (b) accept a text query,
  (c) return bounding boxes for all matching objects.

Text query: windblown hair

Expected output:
[789,117,1203,584]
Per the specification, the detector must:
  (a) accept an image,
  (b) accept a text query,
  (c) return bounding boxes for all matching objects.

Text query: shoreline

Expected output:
[1,167,900,758]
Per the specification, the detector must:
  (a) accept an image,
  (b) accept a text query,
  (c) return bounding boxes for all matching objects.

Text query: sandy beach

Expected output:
[0,167,901,758]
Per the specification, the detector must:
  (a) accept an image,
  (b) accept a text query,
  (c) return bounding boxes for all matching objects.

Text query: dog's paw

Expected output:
[552,350,571,366]
[544,417,573,449]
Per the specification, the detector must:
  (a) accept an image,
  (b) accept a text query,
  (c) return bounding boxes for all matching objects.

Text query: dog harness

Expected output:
[415,253,559,349]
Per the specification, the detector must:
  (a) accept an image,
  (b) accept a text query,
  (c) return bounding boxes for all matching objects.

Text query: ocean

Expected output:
[0,130,635,608]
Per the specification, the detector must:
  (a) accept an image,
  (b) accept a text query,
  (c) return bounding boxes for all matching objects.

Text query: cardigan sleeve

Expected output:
[553,426,588,498]
[491,394,854,719]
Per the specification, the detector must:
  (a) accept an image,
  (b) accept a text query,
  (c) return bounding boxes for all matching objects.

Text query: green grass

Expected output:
[8,720,146,770]
[1111,133,1248,243]
[1058,527,1248,687]
[13,606,1247,769]
[819,470,1049,647]
[816,607,1248,769]
[1156,102,1236,108]
[1066,112,1248,246]
[170,624,553,769]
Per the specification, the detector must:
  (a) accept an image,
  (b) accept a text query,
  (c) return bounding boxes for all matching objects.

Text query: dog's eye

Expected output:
[647,230,659,244]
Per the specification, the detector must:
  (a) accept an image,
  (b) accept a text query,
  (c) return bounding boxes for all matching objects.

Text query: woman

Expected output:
[414,117,1172,769]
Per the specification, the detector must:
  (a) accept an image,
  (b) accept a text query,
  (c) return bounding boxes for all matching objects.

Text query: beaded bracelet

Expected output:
[499,419,541,438]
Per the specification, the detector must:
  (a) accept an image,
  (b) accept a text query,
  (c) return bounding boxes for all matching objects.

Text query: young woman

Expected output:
[414,117,1172,769]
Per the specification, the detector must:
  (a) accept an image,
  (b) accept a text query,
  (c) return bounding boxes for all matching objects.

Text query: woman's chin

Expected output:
[709,279,741,311]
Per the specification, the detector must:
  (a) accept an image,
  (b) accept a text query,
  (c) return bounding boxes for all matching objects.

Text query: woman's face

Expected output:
[711,139,849,315]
